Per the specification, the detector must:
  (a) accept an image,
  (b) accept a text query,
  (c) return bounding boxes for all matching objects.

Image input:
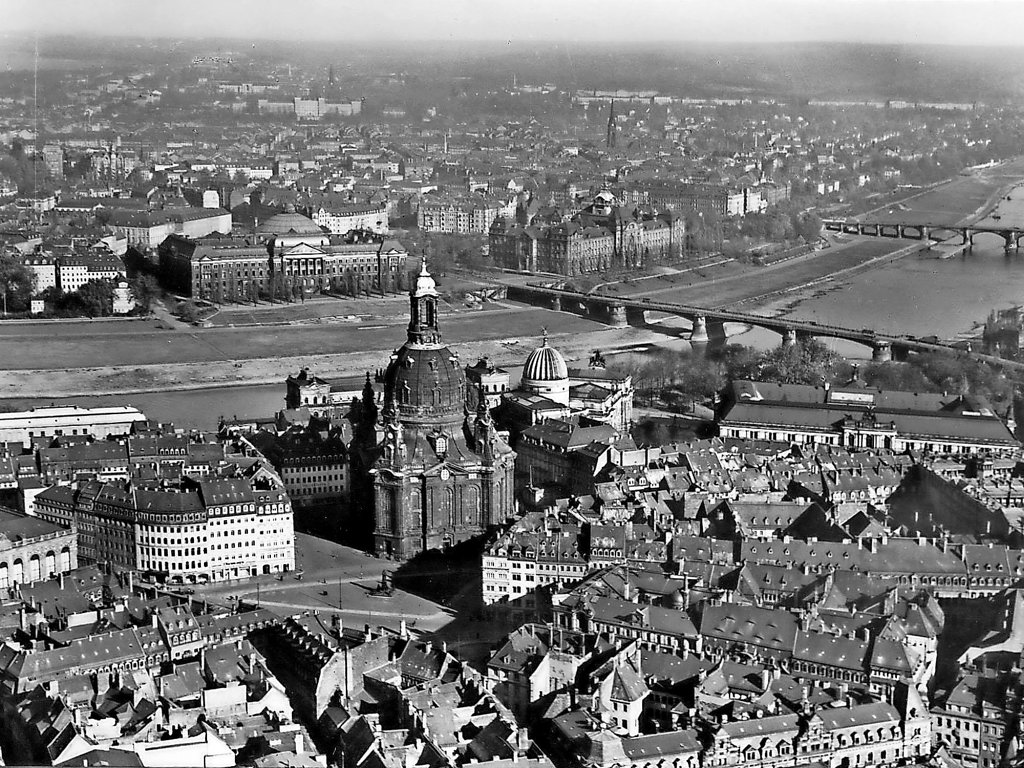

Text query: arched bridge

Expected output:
[822,218,1024,250]
[506,283,986,363]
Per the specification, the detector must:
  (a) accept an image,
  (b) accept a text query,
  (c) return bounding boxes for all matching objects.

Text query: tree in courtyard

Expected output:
[793,212,822,243]
[758,338,845,386]
[128,274,160,312]
[0,254,35,314]
[175,300,204,324]
[77,280,115,317]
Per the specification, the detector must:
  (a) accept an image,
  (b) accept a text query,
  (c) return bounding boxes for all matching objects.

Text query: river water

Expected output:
[10,177,1024,428]
[733,179,1024,358]
[733,239,1024,358]
[16,237,1024,428]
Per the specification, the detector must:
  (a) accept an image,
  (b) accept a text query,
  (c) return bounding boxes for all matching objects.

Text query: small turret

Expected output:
[474,383,495,461]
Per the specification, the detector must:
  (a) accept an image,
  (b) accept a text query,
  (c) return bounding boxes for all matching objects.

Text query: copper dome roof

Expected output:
[384,344,466,425]
[256,205,324,236]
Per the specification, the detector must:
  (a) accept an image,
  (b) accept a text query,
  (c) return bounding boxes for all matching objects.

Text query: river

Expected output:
[14,236,1024,427]
[732,174,1024,358]
[9,172,1024,428]
[2,365,528,430]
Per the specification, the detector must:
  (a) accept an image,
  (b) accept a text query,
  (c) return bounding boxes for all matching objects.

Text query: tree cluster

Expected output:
[608,339,848,413]
[0,254,35,314]
[399,232,488,274]
[39,280,115,318]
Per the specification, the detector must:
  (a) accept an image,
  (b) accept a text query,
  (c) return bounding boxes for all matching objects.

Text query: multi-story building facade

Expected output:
[41,144,64,179]
[56,253,124,293]
[34,475,294,582]
[310,202,389,235]
[490,190,684,276]
[718,379,1019,456]
[110,208,231,249]
[247,426,350,508]
[482,525,590,614]
[159,208,408,300]
[20,255,57,292]
[0,405,146,449]
[932,671,1021,768]
[418,197,504,234]
[159,234,271,302]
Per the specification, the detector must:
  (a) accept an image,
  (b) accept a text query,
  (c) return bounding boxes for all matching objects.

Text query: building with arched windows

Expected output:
[356,264,516,560]
[0,507,77,591]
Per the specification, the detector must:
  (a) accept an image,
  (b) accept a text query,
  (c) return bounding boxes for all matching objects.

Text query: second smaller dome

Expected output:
[523,338,568,382]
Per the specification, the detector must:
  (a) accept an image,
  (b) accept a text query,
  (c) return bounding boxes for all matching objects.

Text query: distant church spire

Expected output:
[606,99,617,149]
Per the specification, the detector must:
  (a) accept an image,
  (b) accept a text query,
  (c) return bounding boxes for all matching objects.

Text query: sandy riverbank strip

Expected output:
[0,325,679,400]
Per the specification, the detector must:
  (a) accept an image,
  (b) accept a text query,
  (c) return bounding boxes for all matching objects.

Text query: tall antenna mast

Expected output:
[33,35,39,220]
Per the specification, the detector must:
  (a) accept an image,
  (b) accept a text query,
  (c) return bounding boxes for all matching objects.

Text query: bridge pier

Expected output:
[897,225,904,239]
[625,306,649,327]
[550,296,562,312]
[781,327,798,348]
[872,341,892,363]
[689,314,709,343]
[607,304,628,328]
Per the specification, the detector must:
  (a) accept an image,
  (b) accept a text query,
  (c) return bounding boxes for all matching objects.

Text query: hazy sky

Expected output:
[6,0,1024,46]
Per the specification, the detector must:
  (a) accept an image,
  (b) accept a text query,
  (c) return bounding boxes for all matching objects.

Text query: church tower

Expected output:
[367,263,515,560]
[606,99,617,149]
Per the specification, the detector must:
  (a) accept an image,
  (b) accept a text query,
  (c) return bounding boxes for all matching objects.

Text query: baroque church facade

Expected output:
[355,265,516,560]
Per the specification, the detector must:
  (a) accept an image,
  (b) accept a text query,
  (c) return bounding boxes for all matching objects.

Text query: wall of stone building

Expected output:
[0,530,77,588]
[515,441,574,491]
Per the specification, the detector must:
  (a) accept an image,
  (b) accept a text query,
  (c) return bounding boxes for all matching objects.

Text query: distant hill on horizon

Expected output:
[2,35,1020,103]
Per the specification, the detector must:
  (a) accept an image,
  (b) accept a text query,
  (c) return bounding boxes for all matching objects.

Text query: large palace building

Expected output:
[159,205,408,300]
[718,379,1019,455]
[356,265,516,560]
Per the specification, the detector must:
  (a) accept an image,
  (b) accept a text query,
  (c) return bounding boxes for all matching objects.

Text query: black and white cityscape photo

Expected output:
[3,0,1024,765]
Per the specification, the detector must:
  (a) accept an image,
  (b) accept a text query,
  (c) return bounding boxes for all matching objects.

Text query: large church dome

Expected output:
[381,263,466,425]
[256,204,324,236]
[523,337,568,382]
[384,345,466,425]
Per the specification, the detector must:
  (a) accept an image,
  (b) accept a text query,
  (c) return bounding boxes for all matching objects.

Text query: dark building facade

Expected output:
[158,207,408,300]
[359,265,515,560]
[489,190,684,276]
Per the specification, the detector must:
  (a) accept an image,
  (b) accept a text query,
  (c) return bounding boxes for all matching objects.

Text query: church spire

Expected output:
[407,261,442,346]
[606,99,617,149]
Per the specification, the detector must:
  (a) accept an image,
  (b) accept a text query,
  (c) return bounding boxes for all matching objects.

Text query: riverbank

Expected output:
[0,325,677,400]
[7,158,1024,402]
